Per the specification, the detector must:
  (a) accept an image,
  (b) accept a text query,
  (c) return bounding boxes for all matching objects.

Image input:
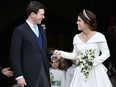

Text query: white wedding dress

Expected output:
[60,32,113,87]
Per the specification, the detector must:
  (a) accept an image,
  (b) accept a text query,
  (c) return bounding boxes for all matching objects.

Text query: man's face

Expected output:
[33,9,45,24]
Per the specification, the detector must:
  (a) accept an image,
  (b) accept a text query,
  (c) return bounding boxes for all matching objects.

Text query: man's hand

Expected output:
[17,78,27,87]
[2,67,13,77]
[51,54,60,62]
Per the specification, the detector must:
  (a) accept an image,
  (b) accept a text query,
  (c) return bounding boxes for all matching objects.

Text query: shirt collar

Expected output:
[26,19,35,28]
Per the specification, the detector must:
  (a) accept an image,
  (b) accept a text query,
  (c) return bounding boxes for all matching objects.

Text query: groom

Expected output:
[10,1,53,87]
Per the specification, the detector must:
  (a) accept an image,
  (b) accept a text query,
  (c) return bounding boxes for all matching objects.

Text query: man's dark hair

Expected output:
[26,1,44,16]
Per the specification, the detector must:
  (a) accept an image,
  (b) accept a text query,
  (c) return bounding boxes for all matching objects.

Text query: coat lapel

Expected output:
[24,22,42,51]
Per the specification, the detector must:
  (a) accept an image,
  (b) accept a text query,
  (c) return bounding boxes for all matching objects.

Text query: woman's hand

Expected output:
[53,50,61,55]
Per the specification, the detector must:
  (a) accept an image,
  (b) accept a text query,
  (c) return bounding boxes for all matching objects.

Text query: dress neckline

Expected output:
[77,32,97,43]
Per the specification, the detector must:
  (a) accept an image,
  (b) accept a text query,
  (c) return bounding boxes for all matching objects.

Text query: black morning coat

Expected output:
[10,22,52,87]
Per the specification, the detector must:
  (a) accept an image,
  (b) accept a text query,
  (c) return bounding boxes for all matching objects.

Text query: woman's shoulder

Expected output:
[89,31,106,42]
[95,31,105,36]
[95,32,106,39]
[73,33,80,39]
[73,34,79,41]
[72,33,81,44]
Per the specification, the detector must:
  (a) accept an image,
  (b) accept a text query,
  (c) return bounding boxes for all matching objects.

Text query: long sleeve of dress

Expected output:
[93,36,110,66]
[60,44,78,59]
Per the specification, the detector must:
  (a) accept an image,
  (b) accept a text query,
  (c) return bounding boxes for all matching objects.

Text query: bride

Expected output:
[53,9,113,87]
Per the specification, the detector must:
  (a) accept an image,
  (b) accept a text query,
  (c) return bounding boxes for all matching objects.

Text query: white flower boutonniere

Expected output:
[76,49,95,80]
[41,24,46,31]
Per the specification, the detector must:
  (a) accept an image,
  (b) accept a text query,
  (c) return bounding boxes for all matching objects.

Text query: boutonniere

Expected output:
[41,24,46,31]
[76,49,95,81]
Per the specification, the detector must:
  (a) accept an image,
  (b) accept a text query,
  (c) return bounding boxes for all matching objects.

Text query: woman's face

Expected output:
[76,16,87,31]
